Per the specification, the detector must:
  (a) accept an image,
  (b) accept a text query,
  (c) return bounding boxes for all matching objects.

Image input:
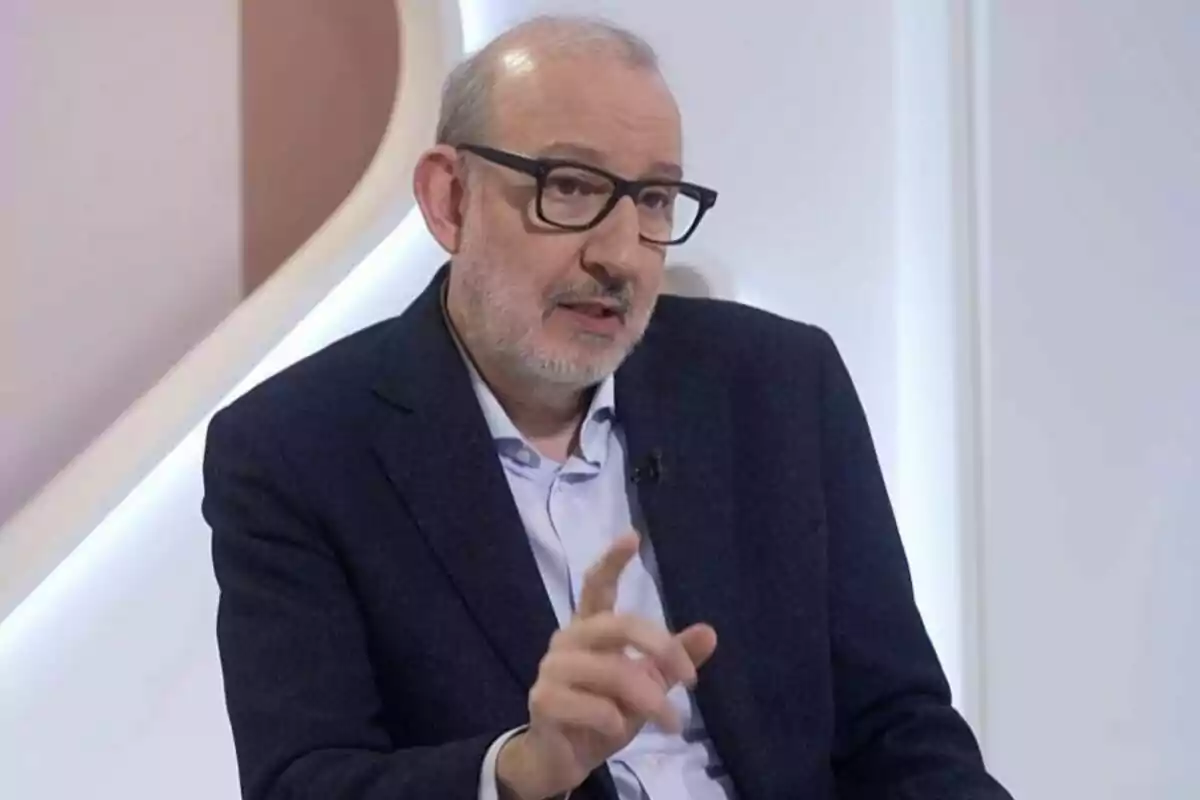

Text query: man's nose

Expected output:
[583,196,643,273]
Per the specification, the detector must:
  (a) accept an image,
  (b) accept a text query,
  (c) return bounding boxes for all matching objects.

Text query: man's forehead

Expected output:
[534,141,683,180]
[490,56,683,176]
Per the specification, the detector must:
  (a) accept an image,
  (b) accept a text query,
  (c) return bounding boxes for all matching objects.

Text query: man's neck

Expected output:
[475,357,589,462]
[442,281,589,460]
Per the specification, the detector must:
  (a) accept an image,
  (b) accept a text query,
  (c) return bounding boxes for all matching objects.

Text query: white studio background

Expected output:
[976,1,1200,798]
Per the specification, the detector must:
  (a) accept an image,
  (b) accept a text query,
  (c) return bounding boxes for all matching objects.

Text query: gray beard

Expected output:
[508,341,626,389]
[453,261,655,391]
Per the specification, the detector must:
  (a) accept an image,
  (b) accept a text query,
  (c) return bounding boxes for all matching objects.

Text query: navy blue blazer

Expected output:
[203,267,1010,800]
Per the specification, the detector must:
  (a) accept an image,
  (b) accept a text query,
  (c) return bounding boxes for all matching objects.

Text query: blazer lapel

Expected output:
[615,323,761,795]
[370,270,558,692]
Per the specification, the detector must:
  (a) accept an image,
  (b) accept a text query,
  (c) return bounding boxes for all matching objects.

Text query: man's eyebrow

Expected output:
[534,142,684,180]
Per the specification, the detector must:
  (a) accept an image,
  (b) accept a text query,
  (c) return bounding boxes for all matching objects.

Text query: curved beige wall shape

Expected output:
[0,0,464,620]
[0,0,404,529]
[243,0,401,294]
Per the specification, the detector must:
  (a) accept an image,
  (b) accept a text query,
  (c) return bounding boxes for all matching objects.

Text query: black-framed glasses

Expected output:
[457,143,718,246]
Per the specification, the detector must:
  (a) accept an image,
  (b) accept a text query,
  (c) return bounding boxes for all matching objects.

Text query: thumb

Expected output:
[676,623,718,670]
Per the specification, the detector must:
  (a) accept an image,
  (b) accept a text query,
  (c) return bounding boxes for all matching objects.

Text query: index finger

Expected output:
[577,533,640,618]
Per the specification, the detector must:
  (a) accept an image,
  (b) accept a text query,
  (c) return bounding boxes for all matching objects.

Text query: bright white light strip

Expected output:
[892,0,973,718]
[0,211,435,651]
[457,0,497,50]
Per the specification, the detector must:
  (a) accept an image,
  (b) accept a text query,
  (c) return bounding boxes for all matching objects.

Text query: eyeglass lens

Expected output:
[538,165,700,244]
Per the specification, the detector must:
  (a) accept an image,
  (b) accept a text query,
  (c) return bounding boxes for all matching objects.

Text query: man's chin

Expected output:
[518,346,629,389]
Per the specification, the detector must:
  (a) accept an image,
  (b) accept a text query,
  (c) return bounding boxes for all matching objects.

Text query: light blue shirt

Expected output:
[464,363,738,800]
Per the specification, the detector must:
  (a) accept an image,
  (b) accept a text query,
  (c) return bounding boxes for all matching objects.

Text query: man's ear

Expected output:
[412,144,466,254]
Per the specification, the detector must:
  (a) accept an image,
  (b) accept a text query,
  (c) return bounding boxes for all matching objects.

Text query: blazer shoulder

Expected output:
[650,294,836,375]
[210,316,396,436]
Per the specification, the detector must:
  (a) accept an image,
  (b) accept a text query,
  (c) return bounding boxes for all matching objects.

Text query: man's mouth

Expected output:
[554,300,628,335]
[557,301,624,320]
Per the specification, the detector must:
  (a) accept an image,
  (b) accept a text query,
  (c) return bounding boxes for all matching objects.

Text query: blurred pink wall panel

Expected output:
[0,0,242,524]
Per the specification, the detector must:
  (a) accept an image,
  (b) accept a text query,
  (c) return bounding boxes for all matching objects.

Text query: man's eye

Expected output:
[549,177,584,195]
[547,172,608,196]
[640,189,674,210]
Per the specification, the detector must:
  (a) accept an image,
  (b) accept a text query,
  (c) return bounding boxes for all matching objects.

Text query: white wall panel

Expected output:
[977,2,1200,797]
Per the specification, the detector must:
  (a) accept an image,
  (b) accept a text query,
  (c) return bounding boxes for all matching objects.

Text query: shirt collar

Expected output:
[439,279,616,469]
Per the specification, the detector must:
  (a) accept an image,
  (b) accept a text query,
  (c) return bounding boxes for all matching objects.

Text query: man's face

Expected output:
[450,52,683,389]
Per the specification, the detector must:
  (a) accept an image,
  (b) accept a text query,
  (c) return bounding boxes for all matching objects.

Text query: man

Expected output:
[203,15,1011,800]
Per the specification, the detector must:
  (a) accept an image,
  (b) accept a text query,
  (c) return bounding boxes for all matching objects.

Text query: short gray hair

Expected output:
[436,15,661,146]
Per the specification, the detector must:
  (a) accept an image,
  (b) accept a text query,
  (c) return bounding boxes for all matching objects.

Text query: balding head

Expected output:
[437,16,663,147]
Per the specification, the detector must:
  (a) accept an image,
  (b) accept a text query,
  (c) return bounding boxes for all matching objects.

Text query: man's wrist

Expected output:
[496,732,570,800]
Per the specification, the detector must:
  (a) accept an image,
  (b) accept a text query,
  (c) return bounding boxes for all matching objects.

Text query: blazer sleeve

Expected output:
[814,329,1012,799]
[203,406,504,800]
